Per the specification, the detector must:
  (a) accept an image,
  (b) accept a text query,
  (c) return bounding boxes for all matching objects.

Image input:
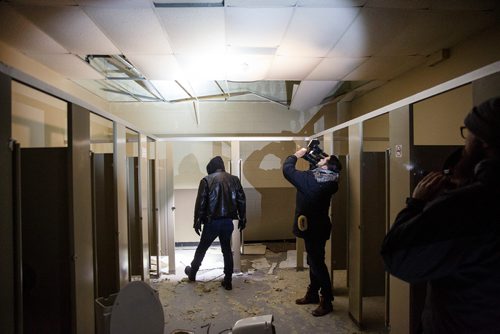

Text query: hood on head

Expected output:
[206,156,225,174]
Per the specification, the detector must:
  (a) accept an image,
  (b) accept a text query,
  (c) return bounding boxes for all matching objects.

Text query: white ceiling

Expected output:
[0,0,498,112]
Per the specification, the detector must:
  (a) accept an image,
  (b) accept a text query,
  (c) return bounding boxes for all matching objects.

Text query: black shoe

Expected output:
[221,279,232,290]
[184,266,196,281]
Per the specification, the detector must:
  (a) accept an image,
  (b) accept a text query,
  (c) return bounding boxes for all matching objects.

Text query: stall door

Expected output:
[21,148,70,334]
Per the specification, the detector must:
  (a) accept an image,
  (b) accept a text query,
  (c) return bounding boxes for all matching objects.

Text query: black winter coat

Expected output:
[194,170,246,225]
[282,155,339,240]
[381,159,500,334]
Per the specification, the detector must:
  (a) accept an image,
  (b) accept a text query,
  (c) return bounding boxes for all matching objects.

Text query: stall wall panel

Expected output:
[92,153,119,298]
[0,72,15,334]
[388,105,411,334]
[114,123,129,287]
[348,123,363,326]
[68,104,94,333]
[127,157,142,278]
[331,155,348,270]
[21,148,71,334]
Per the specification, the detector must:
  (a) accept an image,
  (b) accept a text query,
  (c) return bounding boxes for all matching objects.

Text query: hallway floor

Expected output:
[152,243,387,334]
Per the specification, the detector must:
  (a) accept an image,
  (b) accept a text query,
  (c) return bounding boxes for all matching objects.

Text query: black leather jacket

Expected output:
[194,170,246,225]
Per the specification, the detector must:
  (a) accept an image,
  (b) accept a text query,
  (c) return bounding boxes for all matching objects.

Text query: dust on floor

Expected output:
[152,246,387,334]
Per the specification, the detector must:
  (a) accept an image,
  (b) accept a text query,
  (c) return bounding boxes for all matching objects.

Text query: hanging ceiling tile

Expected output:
[307,57,367,80]
[266,56,322,80]
[30,53,104,79]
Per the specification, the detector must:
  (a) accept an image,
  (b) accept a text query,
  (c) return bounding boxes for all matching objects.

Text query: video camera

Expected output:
[303,139,329,167]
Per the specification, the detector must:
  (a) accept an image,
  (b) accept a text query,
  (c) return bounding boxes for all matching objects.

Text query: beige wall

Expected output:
[363,113,389,152]
[413,84,472,145]
[174,140,300,243]
[12,81,67,148]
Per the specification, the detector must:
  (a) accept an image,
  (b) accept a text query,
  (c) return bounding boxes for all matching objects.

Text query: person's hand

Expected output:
[412,171,448,202]
[238,218,246,231]
[294,148,307,158]
[194,219,202,236]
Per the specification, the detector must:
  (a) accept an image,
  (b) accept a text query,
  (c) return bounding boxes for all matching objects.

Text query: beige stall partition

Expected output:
[348,123,363,327]
[388,105,411,334]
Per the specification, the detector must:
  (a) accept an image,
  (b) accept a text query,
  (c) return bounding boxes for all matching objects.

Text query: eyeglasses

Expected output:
[460,126,469,139]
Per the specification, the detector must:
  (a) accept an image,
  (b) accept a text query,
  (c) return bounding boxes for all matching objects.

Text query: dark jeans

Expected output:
[304,237,333,301]
[190,218,234,280]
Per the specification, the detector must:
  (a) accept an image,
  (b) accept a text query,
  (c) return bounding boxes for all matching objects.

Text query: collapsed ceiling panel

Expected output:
[126,54,183,80]
[266,56,322,80]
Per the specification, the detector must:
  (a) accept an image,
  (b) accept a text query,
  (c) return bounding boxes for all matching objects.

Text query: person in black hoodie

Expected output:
[381,97,500,333]
[282,147,341,316]
[185,156,246,290]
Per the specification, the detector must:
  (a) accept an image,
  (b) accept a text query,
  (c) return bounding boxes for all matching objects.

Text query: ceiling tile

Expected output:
[0,4,67,54]
[31,53,104,79]
[156,7,225,54]
[16,5,120,55]
[126,55,183,80]
[226,0,297,6]
[376,9,498,56]
[76,0,151,7]
[329,7,410,57]
[266,56,322,80]
[226,7,293,48]
[365,0,430,9]
[296,0,366,7]
[175,54,227,80]
[10,0,78,4]
[226,54,274,81]
[83,7,173,54]
[343,55,425,81]
[306,57,367,80]
[278,7,360,57]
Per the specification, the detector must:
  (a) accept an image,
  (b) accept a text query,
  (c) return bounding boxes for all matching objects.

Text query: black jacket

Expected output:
[194,158,246,225]
[282,155,339,240]
[381,159,500,334]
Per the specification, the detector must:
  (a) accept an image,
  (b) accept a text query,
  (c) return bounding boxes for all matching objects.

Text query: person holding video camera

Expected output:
[185,156,246,290]
[381,97,500,333]
[282,142,341,316]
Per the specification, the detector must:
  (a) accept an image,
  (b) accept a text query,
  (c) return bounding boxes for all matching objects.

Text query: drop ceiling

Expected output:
[0,0,498,113]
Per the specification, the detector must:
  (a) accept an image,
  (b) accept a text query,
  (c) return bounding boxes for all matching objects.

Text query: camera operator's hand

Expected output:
[193,219,202,236]
[294,148,307,159]
[412,171,448,202]
[238,218,246,231]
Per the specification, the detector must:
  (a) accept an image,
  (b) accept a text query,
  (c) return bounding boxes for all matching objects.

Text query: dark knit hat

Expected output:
[327,154,342,173]
[464,97,500,147]
[206,156,225,174]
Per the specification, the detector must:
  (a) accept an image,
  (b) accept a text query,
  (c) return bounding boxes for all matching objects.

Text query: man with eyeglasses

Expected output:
[381,97,500,333]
